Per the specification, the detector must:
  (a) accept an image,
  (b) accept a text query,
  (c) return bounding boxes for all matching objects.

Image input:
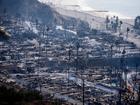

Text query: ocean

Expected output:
[88,0,140,18]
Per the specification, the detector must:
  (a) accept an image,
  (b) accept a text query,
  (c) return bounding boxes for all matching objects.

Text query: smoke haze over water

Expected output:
[38,0,140,18]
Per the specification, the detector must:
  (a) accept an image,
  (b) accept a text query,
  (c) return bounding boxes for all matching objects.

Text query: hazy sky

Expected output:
[39,0,140,18]
[87,0,140,18]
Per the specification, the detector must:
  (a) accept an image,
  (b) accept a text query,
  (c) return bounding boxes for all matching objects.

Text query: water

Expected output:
[88,0,140,18]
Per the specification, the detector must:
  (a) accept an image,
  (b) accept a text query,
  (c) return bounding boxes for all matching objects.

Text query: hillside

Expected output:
[0,0,90,38]
[0,0,58,25]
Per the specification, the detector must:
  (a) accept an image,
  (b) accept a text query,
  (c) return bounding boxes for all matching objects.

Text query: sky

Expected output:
[39,0,140,18]
[87,0,140,18]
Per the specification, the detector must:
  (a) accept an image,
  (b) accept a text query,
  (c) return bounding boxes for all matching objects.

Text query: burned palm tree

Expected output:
[119,21,123,36]
[105,16,110,30]
[126,27,130,39]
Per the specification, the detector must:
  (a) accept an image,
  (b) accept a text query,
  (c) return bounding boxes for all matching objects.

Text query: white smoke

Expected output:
[38,0,131,19]
[38,0,93,11]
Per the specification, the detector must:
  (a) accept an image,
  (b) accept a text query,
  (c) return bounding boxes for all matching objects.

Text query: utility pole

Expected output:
[37,43,42,93]
[122,49,127,89]
[67,46,71,91]
[138,85,140,103]
[76,42,80,74]
[135,63,138,82]
[82,79,85,105]
[110,44,113,84]
[118,48,126,105]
